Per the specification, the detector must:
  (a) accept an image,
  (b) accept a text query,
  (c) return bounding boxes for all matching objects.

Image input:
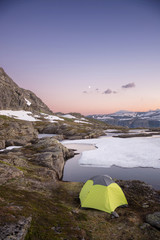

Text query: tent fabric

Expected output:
[79,175,128,214]
[90,175,114,186]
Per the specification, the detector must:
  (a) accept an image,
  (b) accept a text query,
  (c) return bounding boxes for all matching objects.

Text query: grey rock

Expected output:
[54,134,64,141]
[140,223,151,230]
[111,211,119,218]
[36,120,105,140]
[1,119,38,147]
[146,212,160,229]
[30,137,74,179]
[142,203,150,208]
[0,140,5,149]
[0,67,53,114]
[51,225,62,234]
[0,162,24,185]
[39,122,60,134]
[0,137,74,185]
[0,216,32,240]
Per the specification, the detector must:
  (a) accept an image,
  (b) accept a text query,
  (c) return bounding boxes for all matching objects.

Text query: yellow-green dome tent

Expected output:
[79,175,128,214]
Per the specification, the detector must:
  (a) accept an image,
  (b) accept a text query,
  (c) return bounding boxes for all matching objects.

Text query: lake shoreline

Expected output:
[63,142,160,190]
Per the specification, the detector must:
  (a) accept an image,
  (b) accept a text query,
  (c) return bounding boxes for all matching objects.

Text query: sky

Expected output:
[0,0,160,115]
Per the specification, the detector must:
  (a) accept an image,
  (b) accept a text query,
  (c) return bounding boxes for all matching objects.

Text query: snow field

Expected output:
[63,137,160,169]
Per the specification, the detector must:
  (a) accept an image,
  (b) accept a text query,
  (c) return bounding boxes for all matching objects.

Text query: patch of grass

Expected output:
[22,145,46,155]
[0,115,11,120]
[61,117,74,123]
[1,177,160,240]
[74,212,88,221]
[0,185,89,240]
[0,160,12,166]
[0,160,27,172]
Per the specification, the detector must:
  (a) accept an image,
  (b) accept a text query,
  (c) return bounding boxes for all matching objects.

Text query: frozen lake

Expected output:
[62,130,160,190]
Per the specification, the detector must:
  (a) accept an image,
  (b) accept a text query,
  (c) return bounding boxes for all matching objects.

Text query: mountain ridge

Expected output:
[0,67,53,115]
[88,109,160,128]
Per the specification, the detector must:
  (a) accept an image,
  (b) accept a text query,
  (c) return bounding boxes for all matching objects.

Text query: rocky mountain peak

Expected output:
[0,67,53,114]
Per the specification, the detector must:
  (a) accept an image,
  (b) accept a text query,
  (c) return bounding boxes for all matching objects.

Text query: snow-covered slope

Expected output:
[0,110,64,122]
[88,109,160,128]
[0,110,92,125]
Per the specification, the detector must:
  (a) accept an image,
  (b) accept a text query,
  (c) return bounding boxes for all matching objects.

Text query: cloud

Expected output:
[103,89,112,94]
[83,88,117,95]
[95,88,100,93]
[122,82,135,89]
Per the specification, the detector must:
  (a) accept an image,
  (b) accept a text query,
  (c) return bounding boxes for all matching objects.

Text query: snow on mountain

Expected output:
[41,113,64,122]
[0,110,92,125]
[110,110,136,117]
[60,113,91,124]
[88,109,160,128]
[74,119,91,124]
[62,114,76,119]
[24,98,32,106]
[0,110,39,121]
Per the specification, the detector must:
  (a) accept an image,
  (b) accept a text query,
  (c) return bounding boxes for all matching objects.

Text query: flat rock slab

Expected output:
[146,212,160,229]
[0,216,32,240]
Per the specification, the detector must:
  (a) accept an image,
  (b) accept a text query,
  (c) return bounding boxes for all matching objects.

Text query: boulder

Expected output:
[38,122,60,134]
[0,119,38,147]
[146,212,160,229]
[28,137,74,179]
[0,137,74,183]
[0,216,32,240]
[35,120,105,140]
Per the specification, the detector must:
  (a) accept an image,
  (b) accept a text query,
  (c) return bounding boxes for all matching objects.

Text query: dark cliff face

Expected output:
[0,67,53,114]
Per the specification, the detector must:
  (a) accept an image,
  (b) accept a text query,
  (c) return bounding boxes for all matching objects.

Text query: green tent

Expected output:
[79,175,128,214]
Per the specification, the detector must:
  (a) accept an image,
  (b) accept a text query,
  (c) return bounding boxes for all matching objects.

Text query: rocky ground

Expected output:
[0,172,160,239]
[34,115,108,140]
[0,136,160,239]
[0,113,109,150]
[0,116,38,148]
[0,115,160,239]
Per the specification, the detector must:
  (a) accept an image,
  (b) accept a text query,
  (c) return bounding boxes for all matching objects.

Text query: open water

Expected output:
[62,130,160,190]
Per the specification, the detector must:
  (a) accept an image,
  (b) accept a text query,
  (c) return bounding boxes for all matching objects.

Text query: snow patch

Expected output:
[74,120,90,124]
[81,117,88,121]
[62,114,76,119]
[0,110,38,121]
[24,98,31,106]
[41,113,64,122]
[0,110,64,122]
[0,146,22,152]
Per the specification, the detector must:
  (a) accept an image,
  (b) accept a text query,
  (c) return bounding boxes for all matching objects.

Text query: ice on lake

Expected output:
[63,136,160,169]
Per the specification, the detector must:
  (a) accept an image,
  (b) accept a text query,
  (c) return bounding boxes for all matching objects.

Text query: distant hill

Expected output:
[0,67,53,114]
[87,109,160,128]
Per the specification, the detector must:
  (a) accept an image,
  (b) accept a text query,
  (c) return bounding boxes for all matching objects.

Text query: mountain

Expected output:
[87,109,160,128]
[0,67,53,114]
